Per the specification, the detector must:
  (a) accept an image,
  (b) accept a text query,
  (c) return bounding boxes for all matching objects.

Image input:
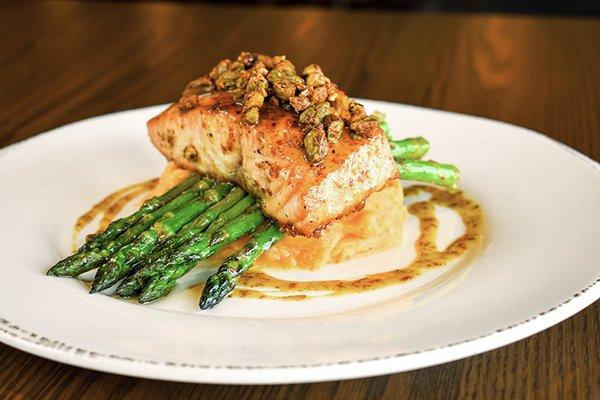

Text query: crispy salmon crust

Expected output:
[147,92,399,236]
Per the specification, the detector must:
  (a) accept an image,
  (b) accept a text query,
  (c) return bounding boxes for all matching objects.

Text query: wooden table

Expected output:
[1,1,598,398]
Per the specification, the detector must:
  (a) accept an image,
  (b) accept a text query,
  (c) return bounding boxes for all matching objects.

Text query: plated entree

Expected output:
[48,53,481,309]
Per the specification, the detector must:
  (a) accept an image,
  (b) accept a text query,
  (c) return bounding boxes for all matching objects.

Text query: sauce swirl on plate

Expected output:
[72,179,157,252]
[230,185,483,300]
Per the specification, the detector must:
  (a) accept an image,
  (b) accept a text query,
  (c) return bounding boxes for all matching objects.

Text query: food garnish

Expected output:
[181,52,383,163]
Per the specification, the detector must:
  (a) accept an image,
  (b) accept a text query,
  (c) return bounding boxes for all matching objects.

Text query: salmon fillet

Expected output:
[147,92,399,236]
[147,162,406,269]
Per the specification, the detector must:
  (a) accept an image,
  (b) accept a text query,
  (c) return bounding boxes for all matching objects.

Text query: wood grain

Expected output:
[0,1,598,399]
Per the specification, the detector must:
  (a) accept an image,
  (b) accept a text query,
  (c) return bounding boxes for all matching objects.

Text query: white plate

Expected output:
[0,100,598,384]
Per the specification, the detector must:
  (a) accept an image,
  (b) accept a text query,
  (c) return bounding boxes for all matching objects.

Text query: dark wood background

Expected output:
[1,1,598,399]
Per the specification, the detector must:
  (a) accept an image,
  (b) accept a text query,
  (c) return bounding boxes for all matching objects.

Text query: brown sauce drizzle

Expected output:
[74,180,483,302]
[229,185,484,300]
[72,179,157,251]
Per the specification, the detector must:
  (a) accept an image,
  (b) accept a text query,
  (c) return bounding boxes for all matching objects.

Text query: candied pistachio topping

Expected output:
[185,52,384,163]
[302,64,329,87]
[323,114,344,143]
[304,125,329,163]
[242,62,269,124]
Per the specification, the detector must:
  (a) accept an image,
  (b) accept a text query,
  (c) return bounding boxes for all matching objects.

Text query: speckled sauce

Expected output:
[72,179,157,251]
[74,181,483,302]
[229,185,484,300]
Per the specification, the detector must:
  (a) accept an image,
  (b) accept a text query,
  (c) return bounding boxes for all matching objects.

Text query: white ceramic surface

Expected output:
[0,100,598,384]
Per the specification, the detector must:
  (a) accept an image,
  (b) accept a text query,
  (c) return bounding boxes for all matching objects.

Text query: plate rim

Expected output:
[1,277,598,384]
[1,100,599,384]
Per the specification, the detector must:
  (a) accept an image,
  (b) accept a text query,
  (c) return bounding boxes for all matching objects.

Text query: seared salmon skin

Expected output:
[147,92,398,236]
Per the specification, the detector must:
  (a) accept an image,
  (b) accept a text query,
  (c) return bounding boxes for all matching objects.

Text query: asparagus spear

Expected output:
[374,112,430,161]
[80,174,201,252]
[153,182,233,240]
[132,206,264,287]
[116,239,208,298]
[389,137,430,160]
[138,273,178,304]
[180,187,245,232]
[46,180,211,277]
[397,160,460,189]
[205,195,255,234]
[89,183,233,292]
[376,113,459,186]
[200,222,283,309]
[208,204,263,246]
[118,207,265,299]
[139,212,267,304]
[116,202,261,297]
[124,189,251,282]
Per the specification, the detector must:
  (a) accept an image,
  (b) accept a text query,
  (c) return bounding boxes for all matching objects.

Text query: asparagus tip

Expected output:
[138,290,165,304]
[199,297,215,310]
[115,279,141,297]
[89,278,107,293]
[199,289,221,309]
[46,254,80,277]
[138,276,175,304]
[138,294,156,304]
[46,265,75,277]
[199,274,235,310]
[90,267,116,293]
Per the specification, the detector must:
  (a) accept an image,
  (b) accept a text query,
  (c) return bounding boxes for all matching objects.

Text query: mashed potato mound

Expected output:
[149,162,406,270]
